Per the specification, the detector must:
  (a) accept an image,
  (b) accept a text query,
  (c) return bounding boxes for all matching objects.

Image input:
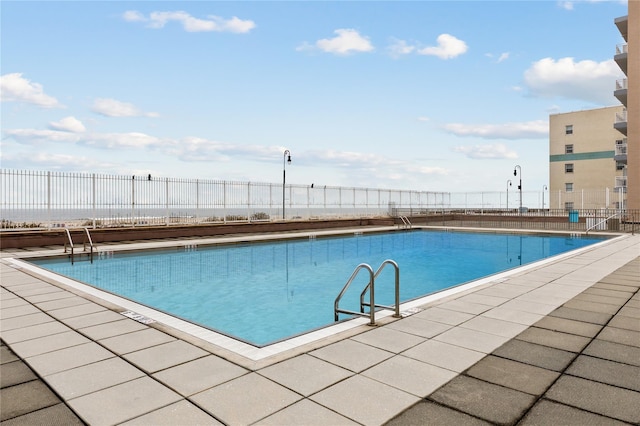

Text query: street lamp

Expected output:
[542,185,548,210]
[506,179,512,210]
[283,150,291,220]
[514,165,522,213]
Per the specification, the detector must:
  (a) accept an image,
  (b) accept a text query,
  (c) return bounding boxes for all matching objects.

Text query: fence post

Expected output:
[47,171,51,229]
[92,174,96,229]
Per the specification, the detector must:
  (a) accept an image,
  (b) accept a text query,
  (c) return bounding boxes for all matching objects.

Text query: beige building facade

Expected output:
[549,106,626,210]
[614,3,639,210]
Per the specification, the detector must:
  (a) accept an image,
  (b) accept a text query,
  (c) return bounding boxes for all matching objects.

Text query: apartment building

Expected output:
[549,106,627,210]
[614,3,638,210]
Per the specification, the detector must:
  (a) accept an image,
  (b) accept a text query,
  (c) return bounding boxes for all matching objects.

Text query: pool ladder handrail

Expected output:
[399,215,412,229]
[334,260,400,325]
[63,227,96,264]
[359,259,401,319]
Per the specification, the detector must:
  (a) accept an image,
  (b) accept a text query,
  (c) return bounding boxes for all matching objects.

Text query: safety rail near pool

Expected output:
[63,227,96,264]
[334,259,400,325]
[398,215,412,229]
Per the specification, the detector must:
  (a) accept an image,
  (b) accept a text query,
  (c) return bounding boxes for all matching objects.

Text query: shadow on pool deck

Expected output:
[1,234,639,425]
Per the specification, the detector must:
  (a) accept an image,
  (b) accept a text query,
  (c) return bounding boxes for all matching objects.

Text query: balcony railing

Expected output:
[615,139,628,156]
[615,109,627,123]
[616,44,628,55]
[615,176,628,190]
[615,79,628,90]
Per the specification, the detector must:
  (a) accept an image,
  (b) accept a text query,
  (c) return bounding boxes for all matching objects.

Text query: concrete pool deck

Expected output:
[1,230,639,425]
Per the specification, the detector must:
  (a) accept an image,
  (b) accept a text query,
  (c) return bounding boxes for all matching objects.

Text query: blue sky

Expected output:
[1,0,628,193]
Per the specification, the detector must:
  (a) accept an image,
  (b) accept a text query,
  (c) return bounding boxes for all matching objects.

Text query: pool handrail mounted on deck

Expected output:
[83,227,95,263]
[359,259,401,319]
[334,263,376,325]
[63,228,75,265]
[334,259,401,325]
[585,212,619,234]
[398,215,412,229]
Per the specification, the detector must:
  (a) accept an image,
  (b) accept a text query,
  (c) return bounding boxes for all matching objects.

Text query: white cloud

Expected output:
[313,29,374,55]
[0,73,62,108]
[454,143,518,160]
[91,98,159,118]
[497,52,510,63]
[5,128,161,149]
[417,34,468,59]
[124,10,255,33]
[523,57,623,105]
[49,116,86,133]
[387,38,415,58]
[442,120,548,139]
[558,1,574,10]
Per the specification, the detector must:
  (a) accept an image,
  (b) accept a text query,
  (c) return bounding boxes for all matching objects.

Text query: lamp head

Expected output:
[513,169,517,176]
[287,155,291,164]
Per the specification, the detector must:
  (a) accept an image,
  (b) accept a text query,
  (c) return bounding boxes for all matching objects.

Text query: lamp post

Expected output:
[542,185,547,210]
[283,150,291,220]
[506,179,512,210]
[513,165,522,213]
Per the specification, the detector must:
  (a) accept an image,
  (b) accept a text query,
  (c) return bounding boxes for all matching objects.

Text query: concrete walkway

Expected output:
[1,233,639,425]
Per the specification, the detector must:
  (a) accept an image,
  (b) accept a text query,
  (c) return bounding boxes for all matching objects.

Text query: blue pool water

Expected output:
[32,230,605,346]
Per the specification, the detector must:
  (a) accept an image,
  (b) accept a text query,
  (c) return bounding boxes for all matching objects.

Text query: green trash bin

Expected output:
[569,211,579,223]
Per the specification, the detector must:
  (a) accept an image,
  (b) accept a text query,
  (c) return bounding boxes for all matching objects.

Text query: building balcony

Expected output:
[615,15,628,40]
[615,138,627,163]
[615,44,628,74]
[614,78,628,105]
[615,176,627,192]
[614,109,627,136]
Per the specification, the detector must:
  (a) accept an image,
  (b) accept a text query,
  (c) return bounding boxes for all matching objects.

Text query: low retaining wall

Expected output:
[0,218,396,249]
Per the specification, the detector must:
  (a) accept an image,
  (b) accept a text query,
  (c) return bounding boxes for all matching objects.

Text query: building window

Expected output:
[565,163,574,173]
[564,202,574,211]
[565,183,573,192]
[565,144,573,154]
[616,162,625,171]
[565,125,573,135]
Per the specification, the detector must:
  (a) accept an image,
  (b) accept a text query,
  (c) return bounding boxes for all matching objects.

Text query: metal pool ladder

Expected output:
[399,215,412,229]
[334,259,400,325]
[64,227,96,264]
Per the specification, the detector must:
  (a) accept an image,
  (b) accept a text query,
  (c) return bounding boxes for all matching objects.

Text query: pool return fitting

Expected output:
[334,259,400,325]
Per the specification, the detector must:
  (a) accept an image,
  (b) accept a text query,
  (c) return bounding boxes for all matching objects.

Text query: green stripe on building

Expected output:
[549,151,615,162]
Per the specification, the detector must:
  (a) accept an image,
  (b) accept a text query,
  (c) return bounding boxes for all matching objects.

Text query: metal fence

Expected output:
[0,169,631,230]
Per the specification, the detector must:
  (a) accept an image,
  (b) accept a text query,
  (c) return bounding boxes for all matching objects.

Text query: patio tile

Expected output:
[532,315,603,338]
[562,299,621,315]
[619,306,640,319]
[9,331,90,358]
[412,306,475,325]
[258,354,352,397]
[190,373,302,425]
[46,302,107,320]
[549,306,612,325]
[481,306,544,326]
[98,327,175,355]
[44,356,146,399]
[61,309,125,329]
[545,375,640,424]
[310,375,419,426]
[403,339,486,373]
[582,339,640,367]
[68,376,182,426]
[0,344,19,364]
[1,320,72,344]
[351,326,425,353]
[120,400,222,425]
[429,375,536,425]
[1,297,30,308]
[596,326,640,347]
[1,312,55,332]
[0,304,41,320]
[500,299,557,316]
[386,400,492,426]
[78,318,148,340]
[361,354,457,397]
[34,295,91,311]
[433,326,510,354]
[153,355,248,397]
[519,399,630,426]
[515,327,591,353]
[0,403,84,426]
[383,316,453,338]
[436,300,493,315]
[0,380,61,421]
[23,290,75,304]
[491,339,577,372]
[566,355,640,392]
[460,315,529,338]
[309,338,394,373]
[465,355,560,395]
[456,293,509,307]
[1,359,37,387]
[123,340,208,374]
[24,342,115,376]
[257,399,359,425]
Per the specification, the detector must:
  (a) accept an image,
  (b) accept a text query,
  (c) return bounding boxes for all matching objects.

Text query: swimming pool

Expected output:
[30,229,606,346]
